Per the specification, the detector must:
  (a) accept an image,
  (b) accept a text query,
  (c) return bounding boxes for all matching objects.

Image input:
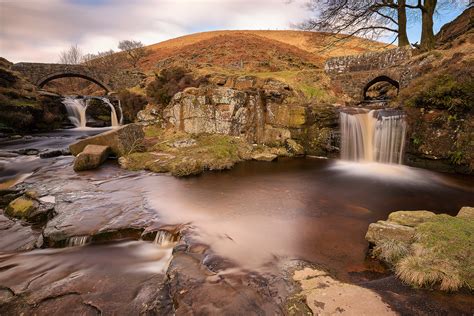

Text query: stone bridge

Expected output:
[324,47,413,103]
[12,62,145,94]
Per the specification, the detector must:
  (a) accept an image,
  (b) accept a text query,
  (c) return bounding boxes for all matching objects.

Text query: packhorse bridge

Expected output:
[324,47,414,103]
[12,62,145,94]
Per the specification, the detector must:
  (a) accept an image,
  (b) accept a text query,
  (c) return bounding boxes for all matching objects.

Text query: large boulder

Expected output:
[457,206,474,220]
[73,145,111,172]
[388,210,436,227]
[365,220,415,245]
[69,124,144,157]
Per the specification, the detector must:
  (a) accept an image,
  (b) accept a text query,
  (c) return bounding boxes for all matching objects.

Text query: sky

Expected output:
[0,0,468,63]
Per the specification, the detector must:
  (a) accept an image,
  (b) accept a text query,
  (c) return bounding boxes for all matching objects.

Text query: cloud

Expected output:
[0,0,311,63]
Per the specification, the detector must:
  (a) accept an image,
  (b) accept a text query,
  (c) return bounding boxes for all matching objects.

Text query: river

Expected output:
[0,129,473,314]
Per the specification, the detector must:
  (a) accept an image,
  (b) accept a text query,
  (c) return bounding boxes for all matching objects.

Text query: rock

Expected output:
[39,148,70,158]
[73,145,111,172]
[263,125,291,145]
[4,195,54,223]
[0,213,40,251]
[15,148,39,156]
[0,188,23,208]
[388,210,436,227]
[171,138,197,148]
[69,124,144,157]
[285,139,304,156]
[365,220,415,245]
[251,152,277,162]
[291,267,396,315]
[457,206,474,220]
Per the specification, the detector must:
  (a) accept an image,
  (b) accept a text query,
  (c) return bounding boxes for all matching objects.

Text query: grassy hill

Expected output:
[139,30,390,72]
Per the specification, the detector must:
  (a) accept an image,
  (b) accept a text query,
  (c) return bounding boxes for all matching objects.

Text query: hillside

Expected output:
[138,30,390,72]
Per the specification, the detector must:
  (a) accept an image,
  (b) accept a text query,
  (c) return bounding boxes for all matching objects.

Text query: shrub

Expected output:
[146,67,207,106]
[117,89,148,123]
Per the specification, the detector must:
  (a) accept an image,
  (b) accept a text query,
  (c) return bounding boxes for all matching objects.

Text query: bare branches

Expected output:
[118,40,149,69]
[58,44,83,64]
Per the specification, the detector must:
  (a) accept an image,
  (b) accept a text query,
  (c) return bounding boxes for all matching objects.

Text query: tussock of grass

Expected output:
[373,239,410,265]
[375,213,473,291]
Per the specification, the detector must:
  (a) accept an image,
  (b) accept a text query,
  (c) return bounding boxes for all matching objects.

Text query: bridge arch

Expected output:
[363,75,400,100]
[37,72,112,93]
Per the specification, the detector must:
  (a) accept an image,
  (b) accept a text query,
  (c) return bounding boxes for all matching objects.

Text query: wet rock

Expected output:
[4,192,54,224]
[15,148,39,156]
[0,188,23,208]
[457,206,474,219]
[39,148,70,159]
[365,221,415,244]
[69,123,144,157]
[73,145,111,172]
[285,139,305,156]
[0,213,40,251]
[388,210,436,227]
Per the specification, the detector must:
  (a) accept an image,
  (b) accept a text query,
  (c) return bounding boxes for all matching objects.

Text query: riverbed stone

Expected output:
[69,123,144,157]
[0,213,40,251]
[388,210,436,227]
[285,139,304,156]
[365,220,415,244]
[457,206,474,219]
[251,152,278,162]
[73,145,111,172]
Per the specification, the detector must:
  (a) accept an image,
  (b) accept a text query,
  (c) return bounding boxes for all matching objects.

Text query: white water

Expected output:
[153,230,179,248]
[62,96,120,129]
[340,109,406,164]
[67,236,91,247]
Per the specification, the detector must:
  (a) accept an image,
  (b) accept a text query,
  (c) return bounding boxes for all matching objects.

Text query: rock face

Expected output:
[69,123,144,157]
[73,145,111,172]
[163,76,339,156]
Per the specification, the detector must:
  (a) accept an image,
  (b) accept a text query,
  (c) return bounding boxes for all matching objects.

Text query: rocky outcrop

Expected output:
[164,76,339,156]
[69,123,144,157]
[73,145,111,171]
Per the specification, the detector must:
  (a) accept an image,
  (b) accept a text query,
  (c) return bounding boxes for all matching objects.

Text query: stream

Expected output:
[0,130,473,314]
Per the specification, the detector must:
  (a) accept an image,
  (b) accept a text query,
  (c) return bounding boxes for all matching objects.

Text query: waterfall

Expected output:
[153,230,179,247]
[340,109,406,164]
[61,96,121,128]
[67,236,91,247]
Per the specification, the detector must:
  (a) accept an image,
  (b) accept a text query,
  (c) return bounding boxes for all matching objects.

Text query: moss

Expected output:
[395,214,473,291]
[5,197,37,218]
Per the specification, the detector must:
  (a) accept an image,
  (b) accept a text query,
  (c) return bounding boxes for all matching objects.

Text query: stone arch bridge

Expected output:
[324,47,414,103]
[12,62,145,94]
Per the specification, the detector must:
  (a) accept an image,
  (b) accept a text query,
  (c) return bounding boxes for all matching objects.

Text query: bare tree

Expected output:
[301,0,411,47]
[59,44,83,64]
[83,49,125,71]
[118,40,149,68]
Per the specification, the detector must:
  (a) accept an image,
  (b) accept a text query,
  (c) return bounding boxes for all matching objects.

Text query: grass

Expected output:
[121,126,252,176]
[374,214,474,291]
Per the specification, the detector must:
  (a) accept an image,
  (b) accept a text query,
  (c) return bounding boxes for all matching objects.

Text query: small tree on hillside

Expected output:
[118,40,149,68]
[59,44,83,64]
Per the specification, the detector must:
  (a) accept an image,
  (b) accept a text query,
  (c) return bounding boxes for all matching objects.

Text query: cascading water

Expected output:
[340,108,406,164]
[61,96,121,128]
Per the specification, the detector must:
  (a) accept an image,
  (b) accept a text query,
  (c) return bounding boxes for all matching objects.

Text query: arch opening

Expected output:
[38,73,111,94]
[363,76,399,101]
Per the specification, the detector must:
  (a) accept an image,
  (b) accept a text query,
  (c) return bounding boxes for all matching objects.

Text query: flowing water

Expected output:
[62,96,120,128]
[0,127,473,313]
[340,108,406,164]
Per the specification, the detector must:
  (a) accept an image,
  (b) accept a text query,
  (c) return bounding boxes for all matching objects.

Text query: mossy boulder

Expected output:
[367,207,474,291]
[5,196,38,219]
[388,210,436,227]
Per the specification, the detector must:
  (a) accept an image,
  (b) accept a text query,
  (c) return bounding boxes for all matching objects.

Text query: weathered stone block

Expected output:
[365,221,415,245]
[388,210,436,227]
[69,124,144,157]
[457,206,474,220]
[73,145,111,172]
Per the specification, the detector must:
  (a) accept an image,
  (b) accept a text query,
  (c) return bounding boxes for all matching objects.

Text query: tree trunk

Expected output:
[397,0,410,47]
[420,0,437,50]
